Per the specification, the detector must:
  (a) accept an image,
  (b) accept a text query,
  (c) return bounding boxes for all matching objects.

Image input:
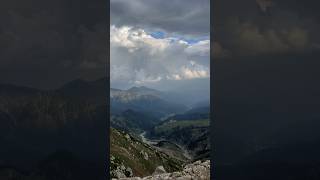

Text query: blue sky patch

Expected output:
[149,30,209,45]
[150,31,166,39]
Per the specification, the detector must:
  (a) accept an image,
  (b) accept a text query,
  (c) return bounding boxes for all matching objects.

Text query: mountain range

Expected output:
[109,85,210,178]
[0,78,211,179]
[0,79,107,180]
[110,86,188,118]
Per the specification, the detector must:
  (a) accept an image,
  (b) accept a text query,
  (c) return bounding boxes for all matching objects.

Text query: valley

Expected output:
[110,86,210,178]
[139,131,192,161]
[0,80,210,179]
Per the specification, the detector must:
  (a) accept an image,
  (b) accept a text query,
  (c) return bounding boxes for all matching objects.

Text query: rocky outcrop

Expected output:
[113,160,210,180]
[152,166,166,175]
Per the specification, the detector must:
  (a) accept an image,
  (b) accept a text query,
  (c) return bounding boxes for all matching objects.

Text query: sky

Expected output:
[213,0,320,58]
[0,0,107,89]
[213,0,320,165]
[110,0,210,91]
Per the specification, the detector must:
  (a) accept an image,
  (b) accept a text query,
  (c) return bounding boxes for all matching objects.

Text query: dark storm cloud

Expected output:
[110,0,210,37]
[0,0,107,89]
[213,0,320,169]
[212,41,230,58]
[213,0,320,58]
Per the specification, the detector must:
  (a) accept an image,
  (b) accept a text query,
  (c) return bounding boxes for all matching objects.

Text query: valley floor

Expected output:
[139,131,193,160]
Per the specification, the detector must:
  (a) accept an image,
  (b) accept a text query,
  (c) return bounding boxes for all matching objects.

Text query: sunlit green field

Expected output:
[154,119,209,134]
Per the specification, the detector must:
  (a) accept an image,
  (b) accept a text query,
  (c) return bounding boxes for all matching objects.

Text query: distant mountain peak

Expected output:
[110,86,187,118]
[110,88,122,92]
[128,86,156,92]
[61,77,107,89]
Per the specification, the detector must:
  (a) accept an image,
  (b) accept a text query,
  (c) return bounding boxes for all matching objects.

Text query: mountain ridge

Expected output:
[110,86,187,118]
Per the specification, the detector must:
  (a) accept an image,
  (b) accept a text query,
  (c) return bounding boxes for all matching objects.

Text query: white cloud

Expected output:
[111,25,170,54]
[110,65,132,81]
[185,40,210,56]
[134,69,162,84]
[110,25,210,88]
[110,26,137,50]
[167,74,183,80]
[181,67,209,79]
[180,61,209,79]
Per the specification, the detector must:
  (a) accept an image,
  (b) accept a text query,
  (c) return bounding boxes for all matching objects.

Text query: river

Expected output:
[139,131,192,160]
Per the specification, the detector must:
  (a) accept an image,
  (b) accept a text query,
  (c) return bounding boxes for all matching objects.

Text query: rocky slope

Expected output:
[148,106,210,161]
[0,81,107,179]
[110,128,183,178]
[113,160,210,180]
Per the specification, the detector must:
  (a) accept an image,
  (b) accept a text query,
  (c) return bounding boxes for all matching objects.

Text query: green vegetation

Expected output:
[110,128,183,178]
[149,118,210,161]
[109,87,211,177]
[154,119,209,134]
[110,109,159,134]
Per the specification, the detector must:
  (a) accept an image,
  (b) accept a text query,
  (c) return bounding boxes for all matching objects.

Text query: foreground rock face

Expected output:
[114,160,210,180]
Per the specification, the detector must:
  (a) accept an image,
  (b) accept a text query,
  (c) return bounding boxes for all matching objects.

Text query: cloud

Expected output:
[110,0,210,38]
[167,61,209,80]
[134,69,162,84]
[110,0,210,90]
[232,19,311,55]
[181,65,209,79]
[110,25,210,89]
[214,12,318,57]
[185,40,210,56]
[256,0,274,13]
[213,42,231,58]
[110,25,170,54]
[0,0,107,89]
[213,0,320,59]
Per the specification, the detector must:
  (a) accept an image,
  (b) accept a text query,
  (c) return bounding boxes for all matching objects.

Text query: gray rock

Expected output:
[139,150,149,160]
[119,178,142,180]
[115,170,126,178]
[126,167,133,177]
[152,166,166,175]
[176,175,192,180]
[115,160,210,180]
[125,134,131,141]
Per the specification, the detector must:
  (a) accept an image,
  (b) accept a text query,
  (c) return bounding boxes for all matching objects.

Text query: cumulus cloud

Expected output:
[185,40,210,56]
[181,65,209,79]
[167,61,209,80]
[110,25,210,89]
[110,0,210,90]
[110,25,170,54]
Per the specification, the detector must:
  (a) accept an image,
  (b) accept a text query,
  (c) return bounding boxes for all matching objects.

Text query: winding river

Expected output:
[139,131,192,160]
